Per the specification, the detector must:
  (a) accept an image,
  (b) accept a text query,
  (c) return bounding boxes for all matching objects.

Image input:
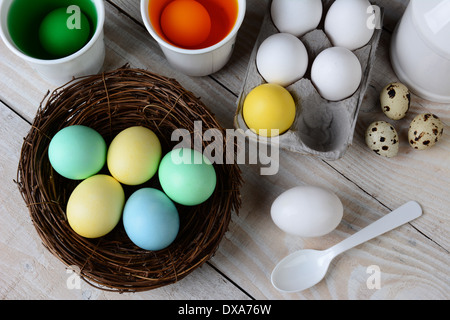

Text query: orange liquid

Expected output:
[149,0,239,49]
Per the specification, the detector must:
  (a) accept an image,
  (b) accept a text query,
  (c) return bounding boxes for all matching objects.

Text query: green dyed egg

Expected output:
[158,148,217,206]
[48,125,106,180]
[39,7,91,57]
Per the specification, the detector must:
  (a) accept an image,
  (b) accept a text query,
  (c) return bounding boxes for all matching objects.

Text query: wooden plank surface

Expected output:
[0,0,449,300]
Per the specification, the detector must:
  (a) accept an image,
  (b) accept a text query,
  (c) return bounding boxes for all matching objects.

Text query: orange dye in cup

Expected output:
[149,0,239,50]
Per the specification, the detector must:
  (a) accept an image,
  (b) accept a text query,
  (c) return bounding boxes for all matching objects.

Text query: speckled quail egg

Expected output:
[380,82,411,120]
[365,121,399,158]
[408,113,444,150]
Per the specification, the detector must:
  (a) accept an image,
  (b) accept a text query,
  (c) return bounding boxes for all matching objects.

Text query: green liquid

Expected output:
[7,0,97,59]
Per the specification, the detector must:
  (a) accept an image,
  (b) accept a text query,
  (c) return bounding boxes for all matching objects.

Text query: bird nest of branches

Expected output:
[16,66,242,292]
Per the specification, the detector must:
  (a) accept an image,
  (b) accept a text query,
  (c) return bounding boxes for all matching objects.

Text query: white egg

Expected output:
[256,33,308,87]
[311,47,362,101]
[271,0,323,37]
[325,0,375,51]
[271,186,343,238]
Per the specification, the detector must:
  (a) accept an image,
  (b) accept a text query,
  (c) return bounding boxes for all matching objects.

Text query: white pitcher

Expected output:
[391,0,450,103]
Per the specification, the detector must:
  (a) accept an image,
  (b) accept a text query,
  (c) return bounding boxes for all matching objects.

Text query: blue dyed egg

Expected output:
[123,188,179,251]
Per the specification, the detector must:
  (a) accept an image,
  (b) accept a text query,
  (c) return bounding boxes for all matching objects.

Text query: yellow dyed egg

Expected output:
[67,175,125,238]
[107,126,162,185]
[243,84,296,137]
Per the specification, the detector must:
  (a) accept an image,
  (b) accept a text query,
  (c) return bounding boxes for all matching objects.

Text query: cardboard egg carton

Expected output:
[235,2,384,161]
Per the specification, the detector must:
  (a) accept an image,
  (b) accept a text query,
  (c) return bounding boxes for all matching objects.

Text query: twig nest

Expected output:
[16,66,242,292]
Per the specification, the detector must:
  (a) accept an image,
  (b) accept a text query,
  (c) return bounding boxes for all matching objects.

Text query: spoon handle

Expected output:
[329,201,422,257]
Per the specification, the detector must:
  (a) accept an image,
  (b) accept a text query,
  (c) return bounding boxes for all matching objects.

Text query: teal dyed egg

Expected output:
[48,125,106,180]
[39,7,91,57]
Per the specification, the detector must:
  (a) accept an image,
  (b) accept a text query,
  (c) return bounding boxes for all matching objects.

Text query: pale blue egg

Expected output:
[123,188,179,251]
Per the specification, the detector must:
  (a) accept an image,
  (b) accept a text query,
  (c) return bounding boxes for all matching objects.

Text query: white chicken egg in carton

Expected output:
[235,0,384,161]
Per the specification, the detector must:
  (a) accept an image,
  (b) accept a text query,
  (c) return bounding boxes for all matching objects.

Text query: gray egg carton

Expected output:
[235,3,384,161]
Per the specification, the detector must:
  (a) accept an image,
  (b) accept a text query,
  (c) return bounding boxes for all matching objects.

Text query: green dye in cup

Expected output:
[7,0,97,59]
[39,7,91,57]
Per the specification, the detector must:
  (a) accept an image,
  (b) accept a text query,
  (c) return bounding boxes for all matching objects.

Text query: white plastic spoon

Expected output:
[271,201,422,293]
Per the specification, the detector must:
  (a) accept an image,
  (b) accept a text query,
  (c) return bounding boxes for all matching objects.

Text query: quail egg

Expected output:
[380,82,411,120]
[365,121,399,158]
[408,113,444,150]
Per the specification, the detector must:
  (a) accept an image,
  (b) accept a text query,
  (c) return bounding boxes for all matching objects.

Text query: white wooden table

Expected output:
[1,0,449,300]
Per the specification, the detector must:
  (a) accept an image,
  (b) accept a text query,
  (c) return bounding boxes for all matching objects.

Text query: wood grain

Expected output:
[0,0,448,300]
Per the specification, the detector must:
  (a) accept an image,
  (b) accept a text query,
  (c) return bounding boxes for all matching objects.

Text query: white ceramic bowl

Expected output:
[0,0,105,85]
[141,0,246,77]
[391,0,450,103]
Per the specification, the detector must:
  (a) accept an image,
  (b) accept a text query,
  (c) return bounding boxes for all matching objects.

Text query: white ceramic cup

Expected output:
[141,0,246,77]
[0,0,105,85]
[391,0,450,103]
